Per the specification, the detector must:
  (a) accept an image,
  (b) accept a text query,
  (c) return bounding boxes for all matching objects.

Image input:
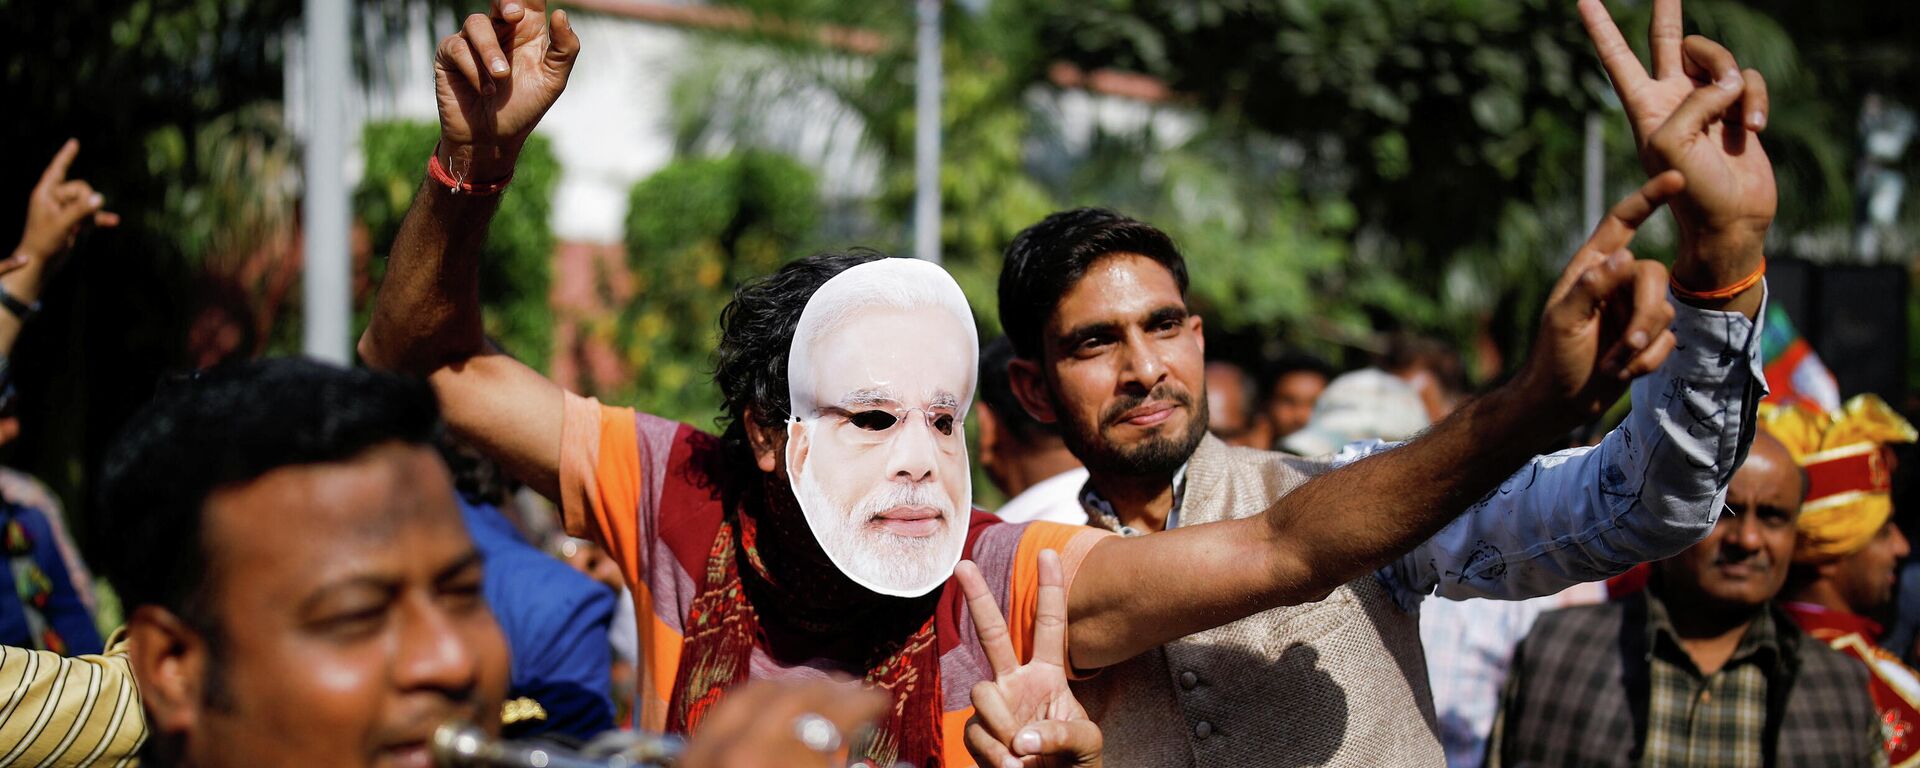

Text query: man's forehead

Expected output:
[822,302,964,336]
[1048,255,1187,333]
[202,446,464,568]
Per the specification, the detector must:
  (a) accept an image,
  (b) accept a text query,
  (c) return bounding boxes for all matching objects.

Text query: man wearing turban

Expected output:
[1775,394,1920,766]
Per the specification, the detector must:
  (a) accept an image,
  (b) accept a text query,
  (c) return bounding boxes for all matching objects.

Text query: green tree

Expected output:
[676,1,1404,360]
[668,17,1060,337]
[616,150,823,427]
[1019,0,1867,354]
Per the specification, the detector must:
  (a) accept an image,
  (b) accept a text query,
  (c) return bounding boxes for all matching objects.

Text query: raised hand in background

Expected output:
[13,139,118,289]
[1,139,120,353]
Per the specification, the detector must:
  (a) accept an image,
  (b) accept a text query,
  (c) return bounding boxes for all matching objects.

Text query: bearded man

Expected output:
[362,1,1701,764]
[982,0,1781,763]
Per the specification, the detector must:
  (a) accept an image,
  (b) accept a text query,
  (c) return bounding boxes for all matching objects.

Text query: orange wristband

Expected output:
[1670,261,1764,302]
[428,151,512,196]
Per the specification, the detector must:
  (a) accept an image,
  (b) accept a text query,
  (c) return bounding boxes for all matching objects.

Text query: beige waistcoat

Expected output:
[1071,435,1445,767]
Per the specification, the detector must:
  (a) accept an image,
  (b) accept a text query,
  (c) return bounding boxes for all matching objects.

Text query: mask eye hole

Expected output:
[932,413,956,436]
[848,410,900,431]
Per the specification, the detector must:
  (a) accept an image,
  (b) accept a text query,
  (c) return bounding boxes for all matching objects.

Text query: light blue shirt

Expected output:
[1406,292,1767,768]
[1374,290,1766,609]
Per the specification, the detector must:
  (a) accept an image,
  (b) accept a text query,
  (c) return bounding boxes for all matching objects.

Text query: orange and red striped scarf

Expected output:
[666,501,947,767]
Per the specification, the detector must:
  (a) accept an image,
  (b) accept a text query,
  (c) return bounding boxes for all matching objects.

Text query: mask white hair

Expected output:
[784,257,979,597]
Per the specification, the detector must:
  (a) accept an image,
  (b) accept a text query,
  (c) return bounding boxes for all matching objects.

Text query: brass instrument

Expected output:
[432,721,685,768]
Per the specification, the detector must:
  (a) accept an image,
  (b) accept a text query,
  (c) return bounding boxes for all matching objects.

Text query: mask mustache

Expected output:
[855,481,955,520]
[1102,384,1193,426]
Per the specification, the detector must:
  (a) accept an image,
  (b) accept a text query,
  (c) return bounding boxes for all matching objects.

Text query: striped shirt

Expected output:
[0,630,146,767]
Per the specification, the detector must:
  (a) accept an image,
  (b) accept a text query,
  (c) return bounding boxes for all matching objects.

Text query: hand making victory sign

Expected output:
[433,0,580,182]
[960,550,1102,768]
[1578,0,1773,314]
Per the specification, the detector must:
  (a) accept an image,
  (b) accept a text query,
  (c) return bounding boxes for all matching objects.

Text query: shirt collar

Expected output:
[1080,464,1188,537]
[1645,591,1783,674]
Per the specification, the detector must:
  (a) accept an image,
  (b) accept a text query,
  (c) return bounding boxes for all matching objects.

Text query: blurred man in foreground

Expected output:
[90,358,887,768]
[95,359,512,767]
[1491,432,1884,766]
[1774,395,1920,765]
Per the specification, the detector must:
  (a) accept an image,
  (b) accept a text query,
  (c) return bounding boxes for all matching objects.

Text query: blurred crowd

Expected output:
[3,0,1918,767]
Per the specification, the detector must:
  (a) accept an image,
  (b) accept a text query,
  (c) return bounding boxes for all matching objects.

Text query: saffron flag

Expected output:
[1761,301,1843,414]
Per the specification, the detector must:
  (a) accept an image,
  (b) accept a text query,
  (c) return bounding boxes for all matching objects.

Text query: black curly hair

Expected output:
[711,248,888,463]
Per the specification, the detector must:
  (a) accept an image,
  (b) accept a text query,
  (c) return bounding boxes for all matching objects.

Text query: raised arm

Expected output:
[1579,0,1771,319]
[1066,172,1686,670]
[358,0,579,499]
[3,140,118,354]
[1379,8,1781,602]
[1064,0,1778,669]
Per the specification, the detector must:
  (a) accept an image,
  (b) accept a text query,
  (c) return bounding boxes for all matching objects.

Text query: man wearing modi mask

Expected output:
[1773,395,1920,766]
[783,260,976,596]
[362,1,1712,764]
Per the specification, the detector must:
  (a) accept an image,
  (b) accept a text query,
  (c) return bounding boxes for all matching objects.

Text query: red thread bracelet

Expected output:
[1671,261,1765,302]
[428,151,512,196]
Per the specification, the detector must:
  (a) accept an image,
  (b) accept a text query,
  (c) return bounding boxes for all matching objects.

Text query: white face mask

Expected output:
[784,258,978,598]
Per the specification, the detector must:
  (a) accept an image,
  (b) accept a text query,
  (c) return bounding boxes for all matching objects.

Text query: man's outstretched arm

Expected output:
[1375,1,1779,604]
[359,0,579,500]
[1066,172,1686,671]
[1064,3,1776,667]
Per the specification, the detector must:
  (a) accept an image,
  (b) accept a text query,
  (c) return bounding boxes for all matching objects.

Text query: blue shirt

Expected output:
[0,501,102,655]
[462,498,616,741]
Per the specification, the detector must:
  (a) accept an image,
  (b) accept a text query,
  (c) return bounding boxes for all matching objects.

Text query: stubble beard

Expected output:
[1062,387,1211,478]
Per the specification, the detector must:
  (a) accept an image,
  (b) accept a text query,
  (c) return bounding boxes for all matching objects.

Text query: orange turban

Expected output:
[1759,394,1916,564]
